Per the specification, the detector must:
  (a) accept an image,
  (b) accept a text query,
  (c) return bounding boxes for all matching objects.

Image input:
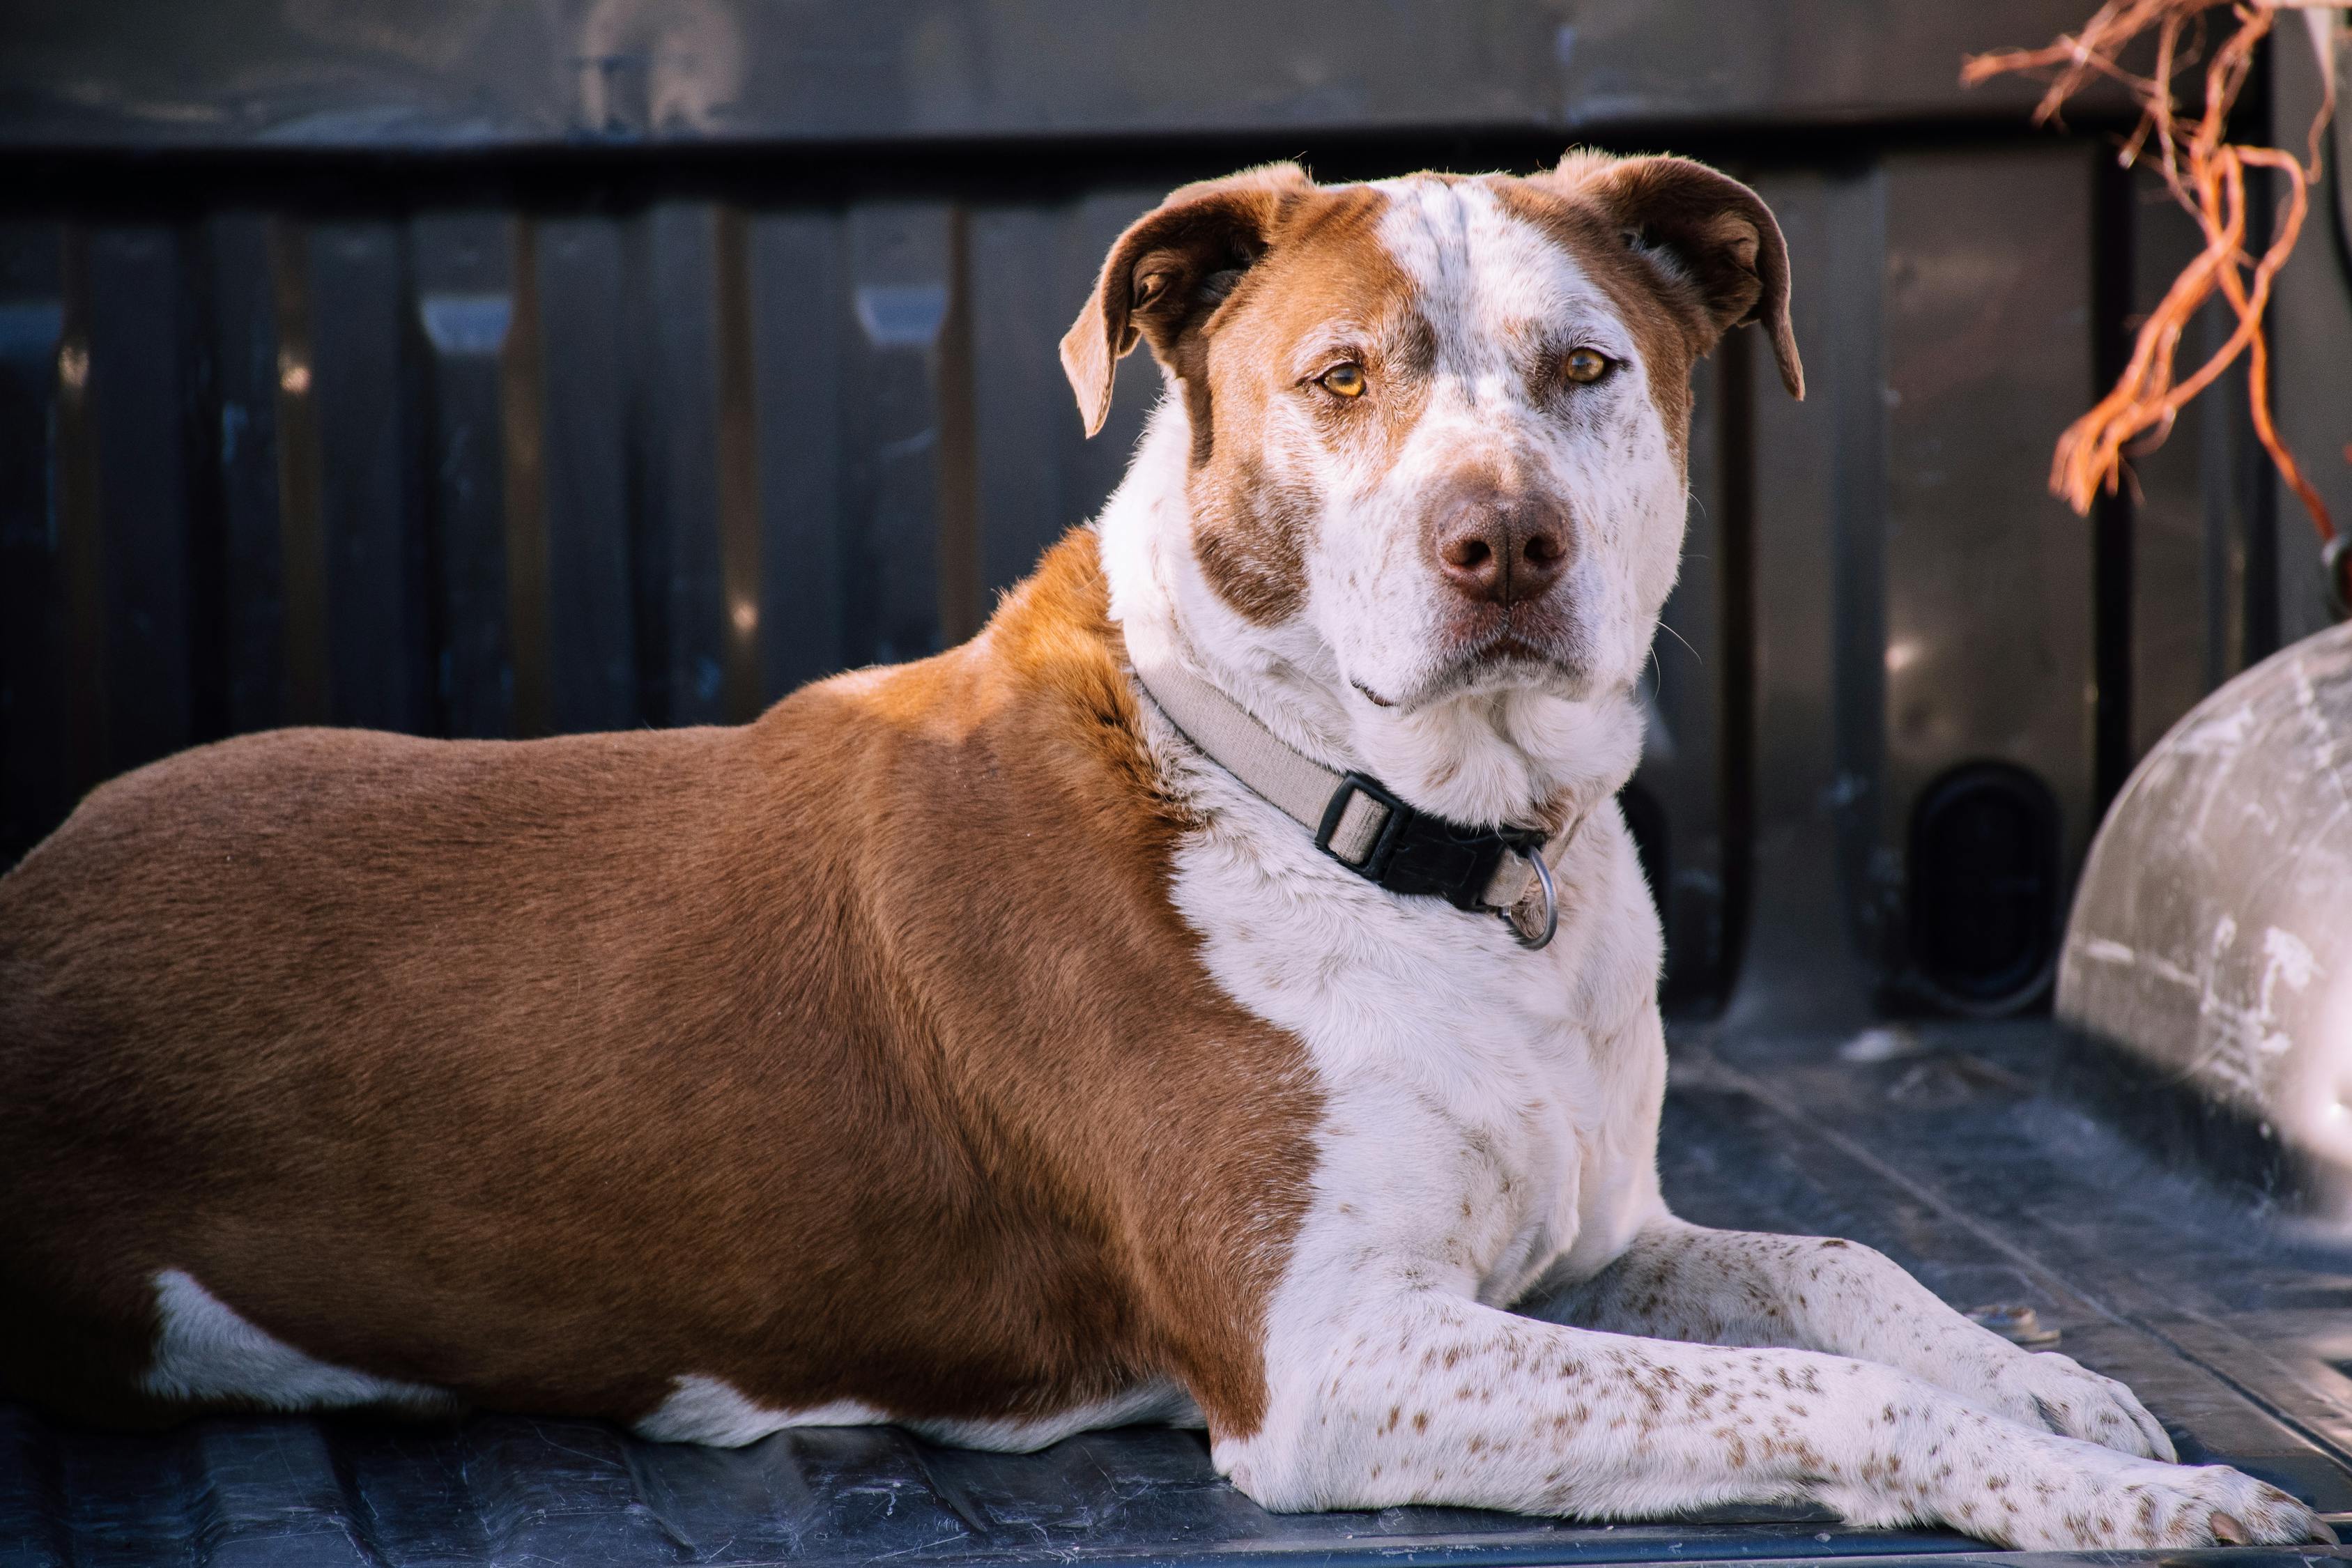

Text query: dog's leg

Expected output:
[1526,1219,2172,1460]
[1219,1293,2321,1548]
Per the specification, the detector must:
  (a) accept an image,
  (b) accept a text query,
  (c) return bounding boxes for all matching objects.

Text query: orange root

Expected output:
[1965,0,2339,556]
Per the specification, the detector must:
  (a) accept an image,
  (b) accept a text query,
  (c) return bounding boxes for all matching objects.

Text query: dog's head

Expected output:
[1065,153,1800,728]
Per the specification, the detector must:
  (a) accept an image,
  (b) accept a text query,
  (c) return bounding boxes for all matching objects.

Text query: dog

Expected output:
[0,152,2326,1551]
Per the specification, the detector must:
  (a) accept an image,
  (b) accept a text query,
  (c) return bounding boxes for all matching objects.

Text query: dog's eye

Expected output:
[1562,348,1613,385]
[1318,363,1367,399]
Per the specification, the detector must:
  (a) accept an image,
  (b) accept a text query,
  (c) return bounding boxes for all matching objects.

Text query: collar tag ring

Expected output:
[1503,847,1558,951]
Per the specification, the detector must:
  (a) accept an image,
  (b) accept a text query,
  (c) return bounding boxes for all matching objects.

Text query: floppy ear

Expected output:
[1555,152,1804,400]
[1059,163,1314,436]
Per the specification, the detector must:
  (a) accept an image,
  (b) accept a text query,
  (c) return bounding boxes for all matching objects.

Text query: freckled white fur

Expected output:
[1091,174,2316,1551]
[141,1268,456,1414]
[636,1373,1199,1450]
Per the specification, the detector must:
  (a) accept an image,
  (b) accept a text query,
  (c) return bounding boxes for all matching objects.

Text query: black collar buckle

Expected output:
[1313,771,1545,913]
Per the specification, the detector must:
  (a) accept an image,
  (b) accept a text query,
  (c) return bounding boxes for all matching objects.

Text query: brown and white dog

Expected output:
[0,153,2326,1551]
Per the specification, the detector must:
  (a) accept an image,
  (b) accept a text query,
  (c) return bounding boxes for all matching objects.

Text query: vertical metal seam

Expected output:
[268,217,330,725]
[400,221,447,739]
[935,205,982,650]
[2091,149,2137,815]
[180,217,231,748]
[504,217,553,738]
[1833,167,1891,983]
[620,211,669,728]
[2199,308,2244,694]
[57,223,106,792]
[713,204,762,723]
[2241,137,2282,666]
[1714,321,1757,1015]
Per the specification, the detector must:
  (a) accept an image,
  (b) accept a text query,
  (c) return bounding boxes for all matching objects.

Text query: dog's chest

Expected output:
[1165,767,1666,1306]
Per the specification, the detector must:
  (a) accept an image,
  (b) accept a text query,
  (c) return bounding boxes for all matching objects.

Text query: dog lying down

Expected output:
[0,152,2328,1551]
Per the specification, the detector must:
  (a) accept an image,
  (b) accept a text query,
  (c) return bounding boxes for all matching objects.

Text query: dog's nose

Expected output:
[1432,493,1571,607]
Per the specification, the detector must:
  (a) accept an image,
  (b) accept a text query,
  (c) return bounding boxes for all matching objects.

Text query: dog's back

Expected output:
[0,533,1314,1440]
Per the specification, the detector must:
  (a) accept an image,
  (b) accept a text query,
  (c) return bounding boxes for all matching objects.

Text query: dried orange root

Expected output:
[1966,0,2340,573]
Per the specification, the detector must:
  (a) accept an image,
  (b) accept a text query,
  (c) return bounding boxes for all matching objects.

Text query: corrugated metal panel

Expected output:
[1875,148,2097,1007]
[1730,164,1886,1027]
[4,11,2349,1567]
[1725,146,2279,1020]
[0,1,2114,151]
[0,224,72,859]
[0,5,2301,1010]
[0,192,1165,816]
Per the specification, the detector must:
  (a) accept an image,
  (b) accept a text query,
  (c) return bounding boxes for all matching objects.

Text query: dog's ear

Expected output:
[1060,163,1314,436]
[1553,152,1804,400]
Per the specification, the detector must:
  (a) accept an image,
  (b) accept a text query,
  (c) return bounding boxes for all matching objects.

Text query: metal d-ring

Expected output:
[1502,847,1559,951]
[2326,533,2351,624]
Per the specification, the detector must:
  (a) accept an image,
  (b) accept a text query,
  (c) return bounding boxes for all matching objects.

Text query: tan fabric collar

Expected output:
[1124,631,1581,948]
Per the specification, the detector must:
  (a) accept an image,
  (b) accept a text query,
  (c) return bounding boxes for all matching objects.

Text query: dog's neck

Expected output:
[1096,398,1645,833]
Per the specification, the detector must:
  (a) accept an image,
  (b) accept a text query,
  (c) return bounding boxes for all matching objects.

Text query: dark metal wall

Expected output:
[0,185,1168,827]
[0,1,2314,1022]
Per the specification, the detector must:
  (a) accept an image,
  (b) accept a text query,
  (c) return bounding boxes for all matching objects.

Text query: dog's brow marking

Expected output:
[1374,180,1624,385]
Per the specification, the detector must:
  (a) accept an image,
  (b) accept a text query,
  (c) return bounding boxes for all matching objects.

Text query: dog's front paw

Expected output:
[1988,1452,2328,1550]
[1976,1349,2174,1461]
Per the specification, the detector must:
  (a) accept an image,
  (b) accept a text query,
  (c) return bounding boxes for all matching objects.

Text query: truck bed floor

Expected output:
[6,1021,2348,1568]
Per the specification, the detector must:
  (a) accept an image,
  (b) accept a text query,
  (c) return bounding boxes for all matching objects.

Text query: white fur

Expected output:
[636,1373,1199,1450]
[636,1376,894,1445]
[906,1382,1204,1452]
[1088,175,2317,1551]
[141,1268,455,1414]
[1152,181,1663,831]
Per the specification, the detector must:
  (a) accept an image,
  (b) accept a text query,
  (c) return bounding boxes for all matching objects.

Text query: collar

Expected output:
[1124,632,1579,949]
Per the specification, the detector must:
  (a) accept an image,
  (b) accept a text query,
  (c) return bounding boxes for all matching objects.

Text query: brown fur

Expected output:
[1064,174,1427,626]
[1501,153,1805,458]
[1186,184,1431,625]
[0,532,1319,1439]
